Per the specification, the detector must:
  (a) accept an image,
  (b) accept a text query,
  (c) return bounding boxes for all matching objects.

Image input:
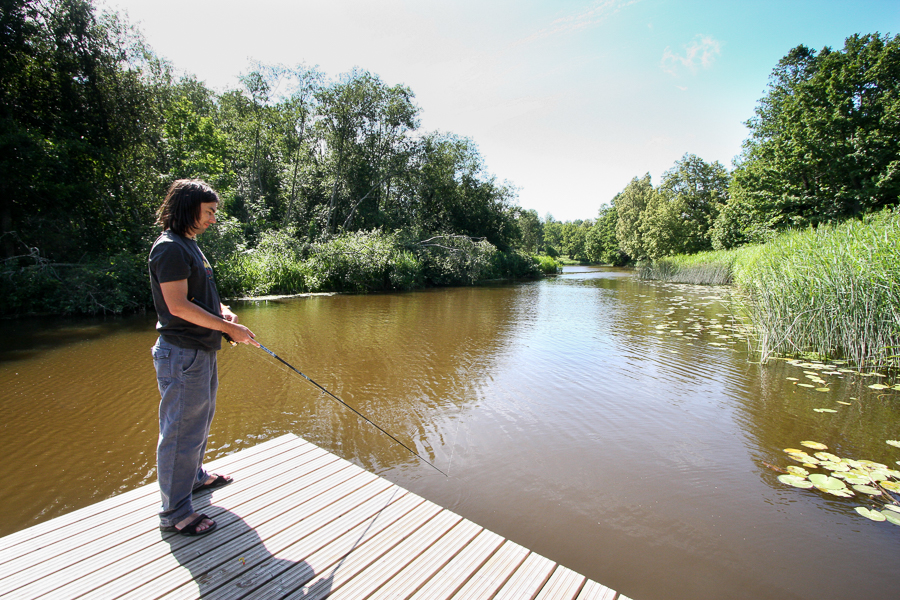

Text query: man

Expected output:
[149,179,258,536]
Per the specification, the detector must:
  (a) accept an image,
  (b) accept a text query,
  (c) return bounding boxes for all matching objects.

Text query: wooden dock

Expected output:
[0,434,628,599]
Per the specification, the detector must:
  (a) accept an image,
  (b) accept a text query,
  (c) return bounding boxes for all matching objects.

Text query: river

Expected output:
[1,266,898,600]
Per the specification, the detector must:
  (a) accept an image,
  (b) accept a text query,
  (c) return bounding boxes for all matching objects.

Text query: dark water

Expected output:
[1,266,899,600]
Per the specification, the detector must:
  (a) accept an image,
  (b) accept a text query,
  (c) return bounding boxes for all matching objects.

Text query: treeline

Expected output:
[0,0,543,315]
[534,33,899,265]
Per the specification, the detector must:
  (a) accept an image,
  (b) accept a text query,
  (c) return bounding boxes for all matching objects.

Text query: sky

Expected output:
[104,0,900,222]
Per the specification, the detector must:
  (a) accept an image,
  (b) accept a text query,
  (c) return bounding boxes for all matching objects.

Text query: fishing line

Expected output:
[254,342,449,478]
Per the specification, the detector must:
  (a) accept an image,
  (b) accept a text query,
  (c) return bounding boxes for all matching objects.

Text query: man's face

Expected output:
[191,201,218,237]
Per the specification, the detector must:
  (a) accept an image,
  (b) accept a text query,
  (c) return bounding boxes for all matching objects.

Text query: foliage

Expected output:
[720,34,900,242]
[614,174,654,260]
[640,207,900,368]
[585,203,628,265]
[0,0,544,316]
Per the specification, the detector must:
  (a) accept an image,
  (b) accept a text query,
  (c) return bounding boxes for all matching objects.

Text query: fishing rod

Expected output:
[254,341,449,478]
[189,297,448,476]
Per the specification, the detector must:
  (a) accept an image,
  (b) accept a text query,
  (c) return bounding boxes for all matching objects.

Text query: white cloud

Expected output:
[517,0,642,45]
[661,34,722,75]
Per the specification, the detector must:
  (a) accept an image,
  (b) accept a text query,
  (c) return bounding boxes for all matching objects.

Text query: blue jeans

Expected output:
[152,337,218,527]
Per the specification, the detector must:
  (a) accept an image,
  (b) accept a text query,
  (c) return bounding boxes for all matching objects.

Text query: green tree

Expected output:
[586,203,627,265]
[642,154,729,257]
[615,174,654,260]
[514,208,543,253]
[724,33,900,240]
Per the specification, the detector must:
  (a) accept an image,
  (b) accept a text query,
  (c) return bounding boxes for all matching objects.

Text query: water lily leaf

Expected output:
[809,474,846,490]
[869,384,889,390]
[814,408,837,412]
[786,466,809,477]
[783,448,805,454]
[883,511,900,526]
[836,401,852,405]
[843,474,870,485]
[778,474,813,489]
[801,441,828,450]
[814,389,831,393]
[881,481,900,493]
[859,460,889,470]
[798,383,815,388]
[885,469,900,479]
[884,505,900,513]
[820,461,850,472]
[887,440,900,448]
[868,471,890,482]
[815,452,841,462]
[855,507,887,521]
[786,377,799,381]
[820,488,854,497]
[852,485,882,496]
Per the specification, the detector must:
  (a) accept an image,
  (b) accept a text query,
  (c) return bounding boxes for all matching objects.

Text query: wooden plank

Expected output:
[367,518,483,600]
[0,433,627,600]
[0,434,304,561]
[148,474,394,600]
[74,457,365,600]
[323,509,463,600]
[493,551,556,600]
[282,500,446,600]
[0,436,317,581]
[408,529,506,600]
[448,540,530,600]
[1,450,344,599]
[576,580,619,600]
[234,490,426,600]
[534,565,586,600]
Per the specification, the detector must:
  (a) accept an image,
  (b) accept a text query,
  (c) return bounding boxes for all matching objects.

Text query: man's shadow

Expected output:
[162,504,335,599]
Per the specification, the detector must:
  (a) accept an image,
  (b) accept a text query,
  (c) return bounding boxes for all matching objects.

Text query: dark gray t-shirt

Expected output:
[148,230,223,351]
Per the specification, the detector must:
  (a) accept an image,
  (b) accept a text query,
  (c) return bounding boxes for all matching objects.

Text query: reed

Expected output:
[640,208,900,368]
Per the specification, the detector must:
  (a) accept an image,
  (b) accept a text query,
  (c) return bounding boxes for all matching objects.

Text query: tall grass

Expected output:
[640,208,900,368]
[736,210,900,368]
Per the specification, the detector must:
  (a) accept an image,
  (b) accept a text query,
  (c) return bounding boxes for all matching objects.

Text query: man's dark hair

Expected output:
[156,179,220,236]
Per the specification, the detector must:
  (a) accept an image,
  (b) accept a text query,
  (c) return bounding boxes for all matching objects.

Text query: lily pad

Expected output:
[786,466,809,477]
[881,481,900,493]
[852,485,882,496]
[798,383,815,388]
[809,474,847,490]
[820,461,850,472]
[855,507,887,521]
[843,474,871,485]
[778,474,813,489]
[815,452,841,462]
[869,384,889,390]
[814,408,837,412]
[836,401,852,406]
[801,441,828,450]
[884,505,900,513]
[887,440,900,448]
[883,511,900,527]
[814,389,832,393]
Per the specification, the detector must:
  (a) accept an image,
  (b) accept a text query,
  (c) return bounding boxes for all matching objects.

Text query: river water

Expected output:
[1,266,899,600]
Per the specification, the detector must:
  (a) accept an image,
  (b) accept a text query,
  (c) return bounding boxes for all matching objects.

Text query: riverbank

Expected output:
[0,230,560,317]
[639,207,900,368]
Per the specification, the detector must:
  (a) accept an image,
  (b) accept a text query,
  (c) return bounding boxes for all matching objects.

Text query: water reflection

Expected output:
[0,267,898,600]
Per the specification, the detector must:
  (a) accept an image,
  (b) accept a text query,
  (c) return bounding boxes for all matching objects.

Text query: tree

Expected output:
[514,208,543,253]
[642,154,729,257]
[585,203,627,265]
[615,174,654,260]
[725,33,900,238]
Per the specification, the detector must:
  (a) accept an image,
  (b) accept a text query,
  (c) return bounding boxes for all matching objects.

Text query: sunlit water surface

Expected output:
[2,267,899,600]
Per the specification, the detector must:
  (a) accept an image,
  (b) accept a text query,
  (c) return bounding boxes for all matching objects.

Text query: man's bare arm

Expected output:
[159,280,259,346]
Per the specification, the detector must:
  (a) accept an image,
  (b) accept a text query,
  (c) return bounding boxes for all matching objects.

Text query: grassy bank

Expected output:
[639,208,900,368]
[0,230,547,317]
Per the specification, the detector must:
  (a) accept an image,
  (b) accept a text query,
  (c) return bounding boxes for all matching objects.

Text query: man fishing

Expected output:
[149,179,258,536]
